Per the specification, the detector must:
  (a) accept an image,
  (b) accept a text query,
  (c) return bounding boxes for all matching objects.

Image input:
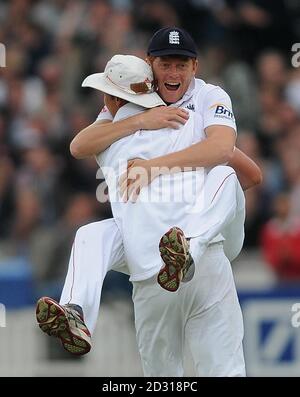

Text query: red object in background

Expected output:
[261,218,300,280]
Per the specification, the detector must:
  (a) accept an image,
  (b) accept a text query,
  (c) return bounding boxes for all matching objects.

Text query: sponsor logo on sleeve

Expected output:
[209,103,235,121]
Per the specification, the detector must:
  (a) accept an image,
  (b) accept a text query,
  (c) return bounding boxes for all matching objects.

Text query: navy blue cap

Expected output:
[147,27,197,58]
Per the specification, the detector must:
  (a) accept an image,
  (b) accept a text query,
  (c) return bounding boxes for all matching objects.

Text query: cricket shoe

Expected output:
[157,227,195,292]
[36,297,91,355]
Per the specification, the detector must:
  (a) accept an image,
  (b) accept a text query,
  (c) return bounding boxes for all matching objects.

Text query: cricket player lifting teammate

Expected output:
[36,27,262,376]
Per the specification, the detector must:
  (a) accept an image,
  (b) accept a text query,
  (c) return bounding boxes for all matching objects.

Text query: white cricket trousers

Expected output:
[60,219,126,333]
[132,243,245,377]
[188,165,245,263]
[132,166,246,377]
[60,165,245,339]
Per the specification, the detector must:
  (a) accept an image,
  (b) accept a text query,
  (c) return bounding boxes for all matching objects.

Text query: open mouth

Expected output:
[164,82,181,91]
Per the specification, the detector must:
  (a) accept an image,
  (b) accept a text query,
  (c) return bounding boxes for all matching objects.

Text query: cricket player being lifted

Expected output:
[36,27,262,376]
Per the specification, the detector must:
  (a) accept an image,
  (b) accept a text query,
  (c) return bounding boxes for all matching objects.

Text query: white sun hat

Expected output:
[82,55,166,108]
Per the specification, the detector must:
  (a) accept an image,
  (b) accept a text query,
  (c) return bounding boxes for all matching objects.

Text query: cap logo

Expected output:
[169,31,180,45]
[106,74,153,95]
[130,79,153,94]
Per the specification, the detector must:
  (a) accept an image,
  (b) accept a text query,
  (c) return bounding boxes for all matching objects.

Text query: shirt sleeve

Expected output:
[95,106,113,123]
[202,87,237,132]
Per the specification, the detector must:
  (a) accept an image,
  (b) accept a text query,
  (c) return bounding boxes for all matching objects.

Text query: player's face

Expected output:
[104,93,119,117]
[150,56,198,104]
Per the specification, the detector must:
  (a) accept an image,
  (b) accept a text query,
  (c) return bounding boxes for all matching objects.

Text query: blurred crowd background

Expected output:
[1,0,300,316]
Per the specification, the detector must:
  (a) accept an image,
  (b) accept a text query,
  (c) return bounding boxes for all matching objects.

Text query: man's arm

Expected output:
[120,130,263,200]
[70,107,189,159]
[70,118,137,159]
[145,126,236,169]
[119,126,236,201]
[228,147,263,190]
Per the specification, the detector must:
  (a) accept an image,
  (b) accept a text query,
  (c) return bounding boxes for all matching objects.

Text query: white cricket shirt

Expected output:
[96,78,237,281]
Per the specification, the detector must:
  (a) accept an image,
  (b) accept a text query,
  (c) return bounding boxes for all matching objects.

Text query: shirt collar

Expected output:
[114,102,145,122]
